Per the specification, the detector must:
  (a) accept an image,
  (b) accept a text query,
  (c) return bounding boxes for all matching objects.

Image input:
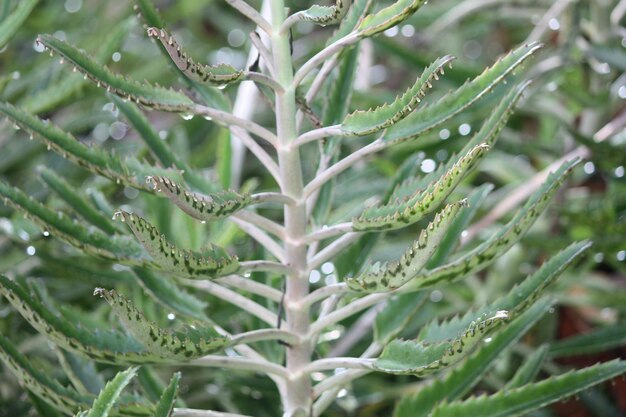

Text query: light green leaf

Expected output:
[549,324,626,358]
[374,310,509,376]
[295,0,350,26]
[374,292,428,345]
[148,175,251,222]
[393,299,552,417]
[430,360,626,417]
[0,333,90,414]
[55,348,105,396]
[87,367,137,417]
[0,180,144,261]
[383,43,542,144]
[95,289,229,359]
[348,200,468,291]
[39,167,119,235]
[358,0,427,37]
[116,211,239,277]
[36,34,195,112]
[506,344,550,389]
[147,28,243,86]
[154,373,181,417]
[403,159,582,290]
[327,0,373,44]
[353,144,489,231]
[0,0,38,49]
[342,56,454,135]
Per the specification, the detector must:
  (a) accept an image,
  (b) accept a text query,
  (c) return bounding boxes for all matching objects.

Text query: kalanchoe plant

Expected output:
[0,1,624,417]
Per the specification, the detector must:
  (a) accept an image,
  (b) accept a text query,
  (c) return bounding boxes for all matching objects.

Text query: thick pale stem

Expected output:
[270,2,313,416]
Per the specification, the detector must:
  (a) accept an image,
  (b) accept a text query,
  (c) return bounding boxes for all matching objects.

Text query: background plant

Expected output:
[0,1,625,417]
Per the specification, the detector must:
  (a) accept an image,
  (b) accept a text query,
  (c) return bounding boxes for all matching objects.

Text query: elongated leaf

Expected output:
[383,43,542,144]
[430,360,626,417]
[549,324,626,358]
[95,289,229,359]
[327,0,373,44]
[0,180,144,260]
[147,28,243,86]
[40,167,119,234]
[22,19,132,114]
[403,159,582,291]
[36,34,195,112]
[55,348,105,395]
[154,373,181,417]
[0,334,90,414]
[353,144,489,231]
[393,299,552,417]
[358,0,427,37]
[116,211,239,277]
[0,0,38,49]
[417,241,591,343]
[295,0,350,26]
[506,344,550,389]
[87,367,137,417]
[148,175,251,222]
[342,56,454,135]
[348,200,467,291]
[374,311,509,376]
[374,292,428,345]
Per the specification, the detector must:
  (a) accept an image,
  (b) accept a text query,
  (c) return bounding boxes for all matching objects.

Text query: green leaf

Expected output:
[87,367,137,417]
[22,18,132,114]
[416,241,591,344]
[115,210,239,278]
[148,175,251,222]
[353,144,489,231]
[374,310,510,376]
[295,0,350,26]
[358,0,427,37]
[374,292,428,345]
[36,34,195,112]
[403,159,582,290]
[132,268,208,320]
[146,28,243,86]
[341,56,454,136]
[393,299,552,417]
[348,200,468,291]
[39,167,119,234]
[154,373,181,417]
[95,289,229,359]
[0,0,38,49]
[506,344,550,389]
[55,348,105,395]
[383,43,542,144]
[327,0,373,44]
[430,360,626,417]
[0,180,144,261]
[549,323,626,358]
[0,333,90,414]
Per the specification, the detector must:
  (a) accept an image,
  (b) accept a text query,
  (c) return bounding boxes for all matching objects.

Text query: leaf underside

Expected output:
[297,0,350,26]
[374,310,510,376]
[342,55,455,135]
[353,143,489,231]
[36,34,195,112]
[148,175,251,222]
[347,200,467,292]
[115,210,239,278]
[147,27,243,86]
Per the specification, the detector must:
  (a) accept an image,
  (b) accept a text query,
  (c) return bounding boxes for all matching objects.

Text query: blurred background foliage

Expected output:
[0,0,625,416]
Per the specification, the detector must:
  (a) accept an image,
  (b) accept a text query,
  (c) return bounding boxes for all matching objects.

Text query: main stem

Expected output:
[270,2,312,415]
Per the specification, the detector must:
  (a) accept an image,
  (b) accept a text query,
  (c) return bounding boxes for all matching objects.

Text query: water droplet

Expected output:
[321,262,335,274]
[439,128,451,140]
[200,220,207,224]
[112,52,122,62]
[430,290,443,302]
[181,113,194,121]
[26,246,36,256]
[42,230,50,237]
[203,115,213,121]
[583,161,595,175]
[458,123,472,136]
[309,270,321,284]
[167,313,176,320]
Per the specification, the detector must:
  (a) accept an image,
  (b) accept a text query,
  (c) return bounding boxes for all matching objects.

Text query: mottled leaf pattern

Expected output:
[95,289,229,359]
[148,176,251,222]
[147,28,243,86]
[348,200,467,291]
[353,144,489,231]
[342,56,454,135]
[36,34,195,111]
[295,0,350,26]
[374,311,509,376]
[115,211,239,277]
